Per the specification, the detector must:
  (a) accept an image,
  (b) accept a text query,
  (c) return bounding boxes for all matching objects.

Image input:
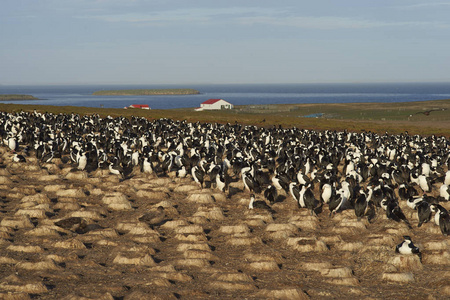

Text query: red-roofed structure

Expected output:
[126,104,150,110]
[202,99,222,105]
[195,99,233,111]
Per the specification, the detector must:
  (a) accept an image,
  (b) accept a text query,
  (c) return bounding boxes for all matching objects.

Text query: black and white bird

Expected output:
[109,157,124,178]
[386,199,412,229]
[176,165,187,178]
[439,184,450,201]
[289,182,304,207]
[417,201,432,228]
[6,135,17,152]
[297,170,311,186]
[329,188,348,216]
[320,183,333,204]
[398,183,418,201]
[12,153,26,163]
[354,189,371,221]
[407,196,424,210]
[141,156,154,174]
[248,193,274,213]
[191,165,205,188]
[395,236,421,260]
[430,204,450,236]
[243,171,259,193]
[215,173,227,193]
[303,184,321,216]
[264,185,277,204]
[77,151,87,170]
[418,174,432,193]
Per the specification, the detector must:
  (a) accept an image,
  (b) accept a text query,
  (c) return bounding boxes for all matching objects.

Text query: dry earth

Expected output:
[0,147,449,299]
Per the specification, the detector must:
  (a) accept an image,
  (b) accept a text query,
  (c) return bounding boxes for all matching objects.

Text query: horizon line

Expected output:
[2,80,450,86]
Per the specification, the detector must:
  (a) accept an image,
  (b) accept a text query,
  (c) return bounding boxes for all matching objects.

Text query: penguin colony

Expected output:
[0,110,449,299]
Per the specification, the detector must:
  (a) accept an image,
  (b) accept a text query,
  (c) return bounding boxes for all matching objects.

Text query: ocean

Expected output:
[1,82,450,110]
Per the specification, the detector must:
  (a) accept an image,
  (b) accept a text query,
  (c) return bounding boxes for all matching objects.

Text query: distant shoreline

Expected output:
[92,88,200,96]
[0,94,39,101]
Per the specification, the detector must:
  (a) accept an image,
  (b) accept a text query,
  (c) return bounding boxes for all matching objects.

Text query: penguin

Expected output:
[131,151,140,166]
[437,210,450,236]
[7,135,17,152]
[354,190,370,221]
[289,182,301,205]
[398,183,418,201]
[160,153,173,176]
[77,151,87,170]
[329,189,347,216]
[370,185,384,208]
[407,196,424,210]
[141,156,154,174]
[12,153,26,163]
[175,165,186,178]
[439,184,450,201]
[243,171,259,193]
[248,194,274,213]
[191,165,205,188]
[272,173,289,192]
[264,185,277,204]
[303,184,321,216]
[386,199,412,229]
[430,204,448,226]
[418,174,432,193]
[417,201,432,228]
[215,173,227,193]
[395,236,421,260]
[430,204,450,236]
[321,183,333,204]
[297,170,311,186]
[445,170,450,185]
[109,157,124,179]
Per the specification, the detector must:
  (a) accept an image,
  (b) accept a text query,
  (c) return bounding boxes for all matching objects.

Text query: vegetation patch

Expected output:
[0,94,39,101]
[92,88,200,95]
[0,98,449,137]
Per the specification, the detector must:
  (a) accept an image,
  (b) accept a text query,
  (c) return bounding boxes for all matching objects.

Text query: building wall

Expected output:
[201,100,233,110]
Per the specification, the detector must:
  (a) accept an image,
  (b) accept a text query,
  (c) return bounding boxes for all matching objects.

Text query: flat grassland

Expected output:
[1,98,449,136]
[92,88,200,95]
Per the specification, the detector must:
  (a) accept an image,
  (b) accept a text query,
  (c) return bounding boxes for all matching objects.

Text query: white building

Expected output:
[195,99,234,111]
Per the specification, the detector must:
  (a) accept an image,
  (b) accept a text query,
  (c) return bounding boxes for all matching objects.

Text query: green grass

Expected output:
[0,94,39,101]
[0,98,449,137]
[92,89,200,96]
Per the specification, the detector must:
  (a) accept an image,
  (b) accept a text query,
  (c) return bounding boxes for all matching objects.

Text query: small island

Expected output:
[92,88,200,96]
[0,94,39,101]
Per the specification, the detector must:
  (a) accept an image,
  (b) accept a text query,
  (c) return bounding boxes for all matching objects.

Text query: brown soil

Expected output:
[0,149,449,299]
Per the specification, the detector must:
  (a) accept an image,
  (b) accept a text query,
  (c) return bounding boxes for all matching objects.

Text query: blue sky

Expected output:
[1,0,450,85]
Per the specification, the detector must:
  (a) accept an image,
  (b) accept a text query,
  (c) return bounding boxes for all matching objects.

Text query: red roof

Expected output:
[129,104,150,109]
[201,99,222,105]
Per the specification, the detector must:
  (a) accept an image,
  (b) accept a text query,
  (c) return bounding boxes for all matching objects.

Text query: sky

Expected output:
[1,0,450,85]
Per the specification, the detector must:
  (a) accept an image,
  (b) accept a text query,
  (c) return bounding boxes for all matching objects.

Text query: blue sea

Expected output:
[1,83,450,110]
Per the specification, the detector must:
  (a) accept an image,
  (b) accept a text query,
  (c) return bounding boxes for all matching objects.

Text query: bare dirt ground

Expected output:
[0,148,449,299]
